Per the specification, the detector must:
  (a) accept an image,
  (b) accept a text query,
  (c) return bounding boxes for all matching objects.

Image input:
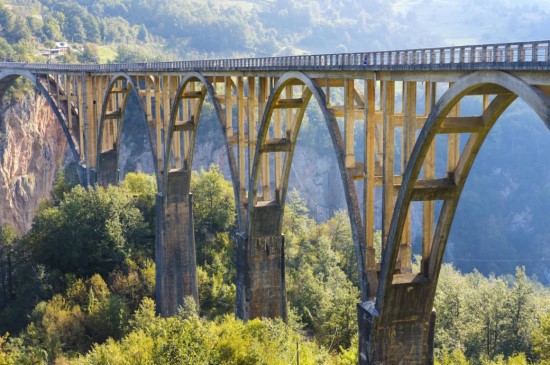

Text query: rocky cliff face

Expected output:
[0,93,68,234]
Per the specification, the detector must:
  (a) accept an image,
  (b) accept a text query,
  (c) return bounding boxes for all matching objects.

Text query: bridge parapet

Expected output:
[1,40,549,74]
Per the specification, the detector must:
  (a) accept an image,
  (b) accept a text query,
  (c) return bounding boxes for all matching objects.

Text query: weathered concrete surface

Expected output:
[358,282,435,364]
[97,148,118,186]
[239,203,287,321]
[156,169,198,316]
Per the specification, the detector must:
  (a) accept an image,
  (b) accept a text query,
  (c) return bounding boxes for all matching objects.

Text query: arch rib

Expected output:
[248,71,367,303]
[158,71,241,316]
[96,73,156,186]
[164,71,242,227]
[378,71,550,313]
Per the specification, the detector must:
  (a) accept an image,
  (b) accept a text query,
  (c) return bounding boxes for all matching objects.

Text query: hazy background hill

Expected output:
[0,0,549,284]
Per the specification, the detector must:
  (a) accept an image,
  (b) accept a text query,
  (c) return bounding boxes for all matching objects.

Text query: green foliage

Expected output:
[120,172,157,257]
[77,43,100,63]
[435,348,472,365]
[72,311,334,365]
[42,15,62,41]
[12,266,153,360]
[284,192,360,351]
[190,165,236,318]
[0,226,17,306]
[434,264,550,363]
[0,333,14,365]
[191,164,236,242]
[113,44,161,63]
[51,166,75,206]
[0,224,55,334]
[109,260,155,313]
[532,313,550,362]
[3,79,35,104]
[27,185,149,279]
[177,296,199,321]
[1,164,549,364]
[326,210,358,286]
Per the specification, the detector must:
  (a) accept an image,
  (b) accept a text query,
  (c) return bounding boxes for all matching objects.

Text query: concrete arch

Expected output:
[158,71,242,315]
[0,69,82,181]
[378,71,550,312]
[96,73,157,186]
[248,71,367,301]
[164,71,242,227]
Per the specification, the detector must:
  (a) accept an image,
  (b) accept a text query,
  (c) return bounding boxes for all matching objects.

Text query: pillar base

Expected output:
[358,298,435,364]
[237,203,287,321]
[156,169,198,316]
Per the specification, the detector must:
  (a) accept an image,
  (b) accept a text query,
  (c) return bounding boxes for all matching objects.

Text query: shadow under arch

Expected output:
[0,69,83,181]
[247,71,367,313]
[96,72,157,187]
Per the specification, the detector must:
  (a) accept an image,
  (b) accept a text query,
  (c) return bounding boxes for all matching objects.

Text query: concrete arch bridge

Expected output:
[1,40,550,364]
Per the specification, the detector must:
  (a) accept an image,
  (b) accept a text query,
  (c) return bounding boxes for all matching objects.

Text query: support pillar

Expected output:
[358,284,435,364]
[97,149,119,186]
[156,169,198,316]
[238,203,287,321]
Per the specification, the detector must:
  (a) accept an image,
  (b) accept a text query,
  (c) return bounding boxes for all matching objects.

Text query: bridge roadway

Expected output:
[1,40,550,364]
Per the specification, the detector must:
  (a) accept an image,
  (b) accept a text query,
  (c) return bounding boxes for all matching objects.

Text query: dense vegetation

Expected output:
[0,168,548,364]
[0,1,550,363]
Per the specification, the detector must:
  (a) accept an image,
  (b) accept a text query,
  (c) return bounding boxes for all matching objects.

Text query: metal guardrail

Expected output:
[0,40,549,73]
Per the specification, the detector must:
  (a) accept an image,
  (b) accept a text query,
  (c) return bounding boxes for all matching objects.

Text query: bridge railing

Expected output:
[0,40,548,73]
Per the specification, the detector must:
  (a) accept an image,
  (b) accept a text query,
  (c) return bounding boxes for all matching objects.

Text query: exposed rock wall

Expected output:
[0,93,68,234]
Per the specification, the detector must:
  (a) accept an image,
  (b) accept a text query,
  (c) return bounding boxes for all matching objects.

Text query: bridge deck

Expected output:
[1,40,549,74]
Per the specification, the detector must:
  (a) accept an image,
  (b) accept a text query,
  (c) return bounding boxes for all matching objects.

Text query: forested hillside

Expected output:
[0,170,548,364]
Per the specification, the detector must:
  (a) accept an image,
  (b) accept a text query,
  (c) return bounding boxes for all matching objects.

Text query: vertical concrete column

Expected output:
[358,284,435,364]
[238,203,287,321]
[96,149,119,186]
[156,169,198,316]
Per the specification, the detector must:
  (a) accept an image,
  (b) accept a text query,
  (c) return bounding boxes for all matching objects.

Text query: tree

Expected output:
[532,313,550,362]
[0,5,15,40]
[78,43,100,64]
[6,15,30,44]
[501,268,535,357]
[325,210,357,285]
[191,164,236,246]
[51,167,74,206]
[26,15,44,40]
[114,44,143,63]
[27,185,148,280]
[65,16,85,43]
[120,172,157,257]
[0,226,17,306]
[42,15,62,41]
[0,37,13,61]
[82,15,100,43]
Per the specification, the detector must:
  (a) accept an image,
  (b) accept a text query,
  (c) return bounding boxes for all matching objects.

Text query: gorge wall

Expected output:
[0,92,68,234]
